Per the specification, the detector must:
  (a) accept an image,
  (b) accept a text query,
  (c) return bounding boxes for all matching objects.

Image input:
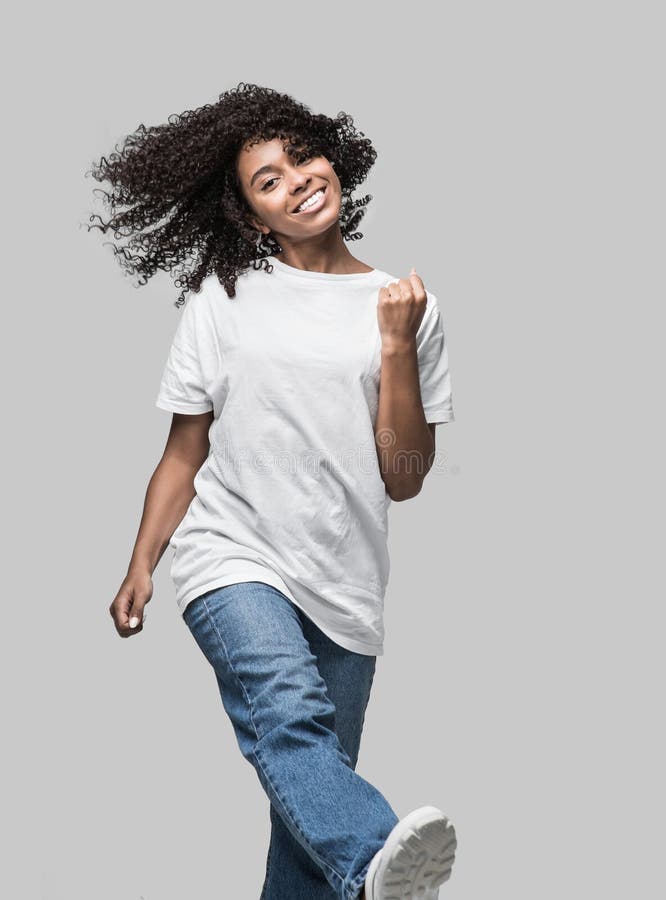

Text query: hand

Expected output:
[377,267,428,350]
[109,568,153,638]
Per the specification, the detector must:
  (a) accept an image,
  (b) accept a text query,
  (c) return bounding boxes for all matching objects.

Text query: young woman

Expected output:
[90,82,457,900]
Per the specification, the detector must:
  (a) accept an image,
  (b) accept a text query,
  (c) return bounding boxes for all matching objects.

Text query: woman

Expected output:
[90,82,457,900]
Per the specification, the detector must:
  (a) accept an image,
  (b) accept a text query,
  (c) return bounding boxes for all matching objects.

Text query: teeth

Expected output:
[296,189,323,212]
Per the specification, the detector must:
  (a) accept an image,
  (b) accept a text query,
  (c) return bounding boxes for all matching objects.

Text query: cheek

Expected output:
[329,177,343,201]
[240,189,260,219]
[249,193,279,220]
[323,166,337,185]
[265,196,289,219]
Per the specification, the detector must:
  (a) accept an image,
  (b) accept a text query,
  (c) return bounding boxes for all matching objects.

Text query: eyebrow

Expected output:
[250,164,278,188]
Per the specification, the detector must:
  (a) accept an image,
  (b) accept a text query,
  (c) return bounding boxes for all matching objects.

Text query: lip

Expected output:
[292,186,327,214]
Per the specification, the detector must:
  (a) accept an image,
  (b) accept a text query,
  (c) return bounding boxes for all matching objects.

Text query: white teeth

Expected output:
[296,189,324,212]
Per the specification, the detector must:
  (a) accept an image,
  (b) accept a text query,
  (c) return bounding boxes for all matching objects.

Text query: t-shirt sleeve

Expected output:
[155,296,214,414]
[416,294,455,425]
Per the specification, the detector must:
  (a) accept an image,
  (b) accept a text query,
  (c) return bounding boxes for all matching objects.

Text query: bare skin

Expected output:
[108,410,213,636]
[107,137,447,900]
[236,135,373,275]
[111,135,440,630]
[237,137,438,501]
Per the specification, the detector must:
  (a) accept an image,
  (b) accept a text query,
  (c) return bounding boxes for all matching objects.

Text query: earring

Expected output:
[255,231,263,250]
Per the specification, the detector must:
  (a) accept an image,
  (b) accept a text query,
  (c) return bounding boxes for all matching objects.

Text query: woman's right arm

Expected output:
[109,410,214,638]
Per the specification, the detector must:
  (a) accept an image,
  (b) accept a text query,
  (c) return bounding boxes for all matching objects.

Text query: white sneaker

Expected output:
[363,806,456,899]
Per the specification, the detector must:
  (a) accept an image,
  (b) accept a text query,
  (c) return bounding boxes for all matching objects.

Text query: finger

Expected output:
[112,589,133,631]
[110,588,145,637]
[408,267,426,297]
[398,276,421,301]
[126,616,146,637]
[128,604,148,630]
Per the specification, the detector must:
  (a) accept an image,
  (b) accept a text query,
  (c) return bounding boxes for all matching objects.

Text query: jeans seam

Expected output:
[202,596,261,739]
[251,743,346,892]
[348,859,373,900]
[200,595,348,895]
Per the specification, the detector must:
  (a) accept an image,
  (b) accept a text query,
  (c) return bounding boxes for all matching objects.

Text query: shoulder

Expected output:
[195,264,275,304]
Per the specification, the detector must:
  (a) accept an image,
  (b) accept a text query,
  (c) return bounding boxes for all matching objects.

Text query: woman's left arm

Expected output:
[374,269,436,502]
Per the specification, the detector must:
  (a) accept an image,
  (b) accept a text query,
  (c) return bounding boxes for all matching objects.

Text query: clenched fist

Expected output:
[109,568,152,638]
[377,267,428,351]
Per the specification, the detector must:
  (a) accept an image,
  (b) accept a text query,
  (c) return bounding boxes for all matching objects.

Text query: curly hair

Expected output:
[85,82,378,306]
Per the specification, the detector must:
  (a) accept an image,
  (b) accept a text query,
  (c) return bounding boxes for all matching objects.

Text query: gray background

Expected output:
[2,1,663,898]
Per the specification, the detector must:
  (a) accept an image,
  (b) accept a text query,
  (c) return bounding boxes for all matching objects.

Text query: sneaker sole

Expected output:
[371,806,457,899]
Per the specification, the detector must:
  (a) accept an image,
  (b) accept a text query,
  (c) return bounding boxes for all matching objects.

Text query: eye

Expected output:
[260,153,314,190]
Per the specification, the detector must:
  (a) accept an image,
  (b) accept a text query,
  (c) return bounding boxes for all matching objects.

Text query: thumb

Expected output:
[129,605,148,629]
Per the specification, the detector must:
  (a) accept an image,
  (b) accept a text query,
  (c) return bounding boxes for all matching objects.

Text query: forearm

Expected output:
[375,338,435,501]
[127,454,200,575]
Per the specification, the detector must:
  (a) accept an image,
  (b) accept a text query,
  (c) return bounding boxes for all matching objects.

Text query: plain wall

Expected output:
[2,1,663,898]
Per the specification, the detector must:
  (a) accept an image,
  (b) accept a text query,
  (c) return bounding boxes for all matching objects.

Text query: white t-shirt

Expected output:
[155,256,455,655]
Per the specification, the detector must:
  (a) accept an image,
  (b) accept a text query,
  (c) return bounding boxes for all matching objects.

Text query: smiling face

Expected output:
[236,137,342,244]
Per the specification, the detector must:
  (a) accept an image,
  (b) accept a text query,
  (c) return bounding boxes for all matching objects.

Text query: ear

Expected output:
[245,214,267,235]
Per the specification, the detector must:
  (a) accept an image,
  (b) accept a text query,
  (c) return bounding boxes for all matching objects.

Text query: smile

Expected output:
[294,187,327,214]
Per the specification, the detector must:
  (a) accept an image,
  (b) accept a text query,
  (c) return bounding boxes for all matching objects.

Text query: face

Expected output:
[236,137,342,242]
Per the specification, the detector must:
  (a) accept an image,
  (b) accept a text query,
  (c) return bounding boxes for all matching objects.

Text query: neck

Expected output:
[270,232,373,275]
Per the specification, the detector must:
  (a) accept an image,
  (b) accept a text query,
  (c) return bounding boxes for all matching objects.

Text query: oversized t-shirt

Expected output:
[155,256,455,655]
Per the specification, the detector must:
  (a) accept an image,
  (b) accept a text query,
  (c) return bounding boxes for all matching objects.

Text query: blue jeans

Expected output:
[182,581,400,900]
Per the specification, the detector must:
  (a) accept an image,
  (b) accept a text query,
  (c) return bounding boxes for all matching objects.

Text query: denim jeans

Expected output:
[182,581,400,900]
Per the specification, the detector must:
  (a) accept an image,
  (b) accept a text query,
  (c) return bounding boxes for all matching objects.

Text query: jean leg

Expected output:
[183,582,399,900]
[261,606,380,900]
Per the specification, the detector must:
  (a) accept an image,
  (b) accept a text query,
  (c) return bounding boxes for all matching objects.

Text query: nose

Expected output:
[290,173,311,197]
